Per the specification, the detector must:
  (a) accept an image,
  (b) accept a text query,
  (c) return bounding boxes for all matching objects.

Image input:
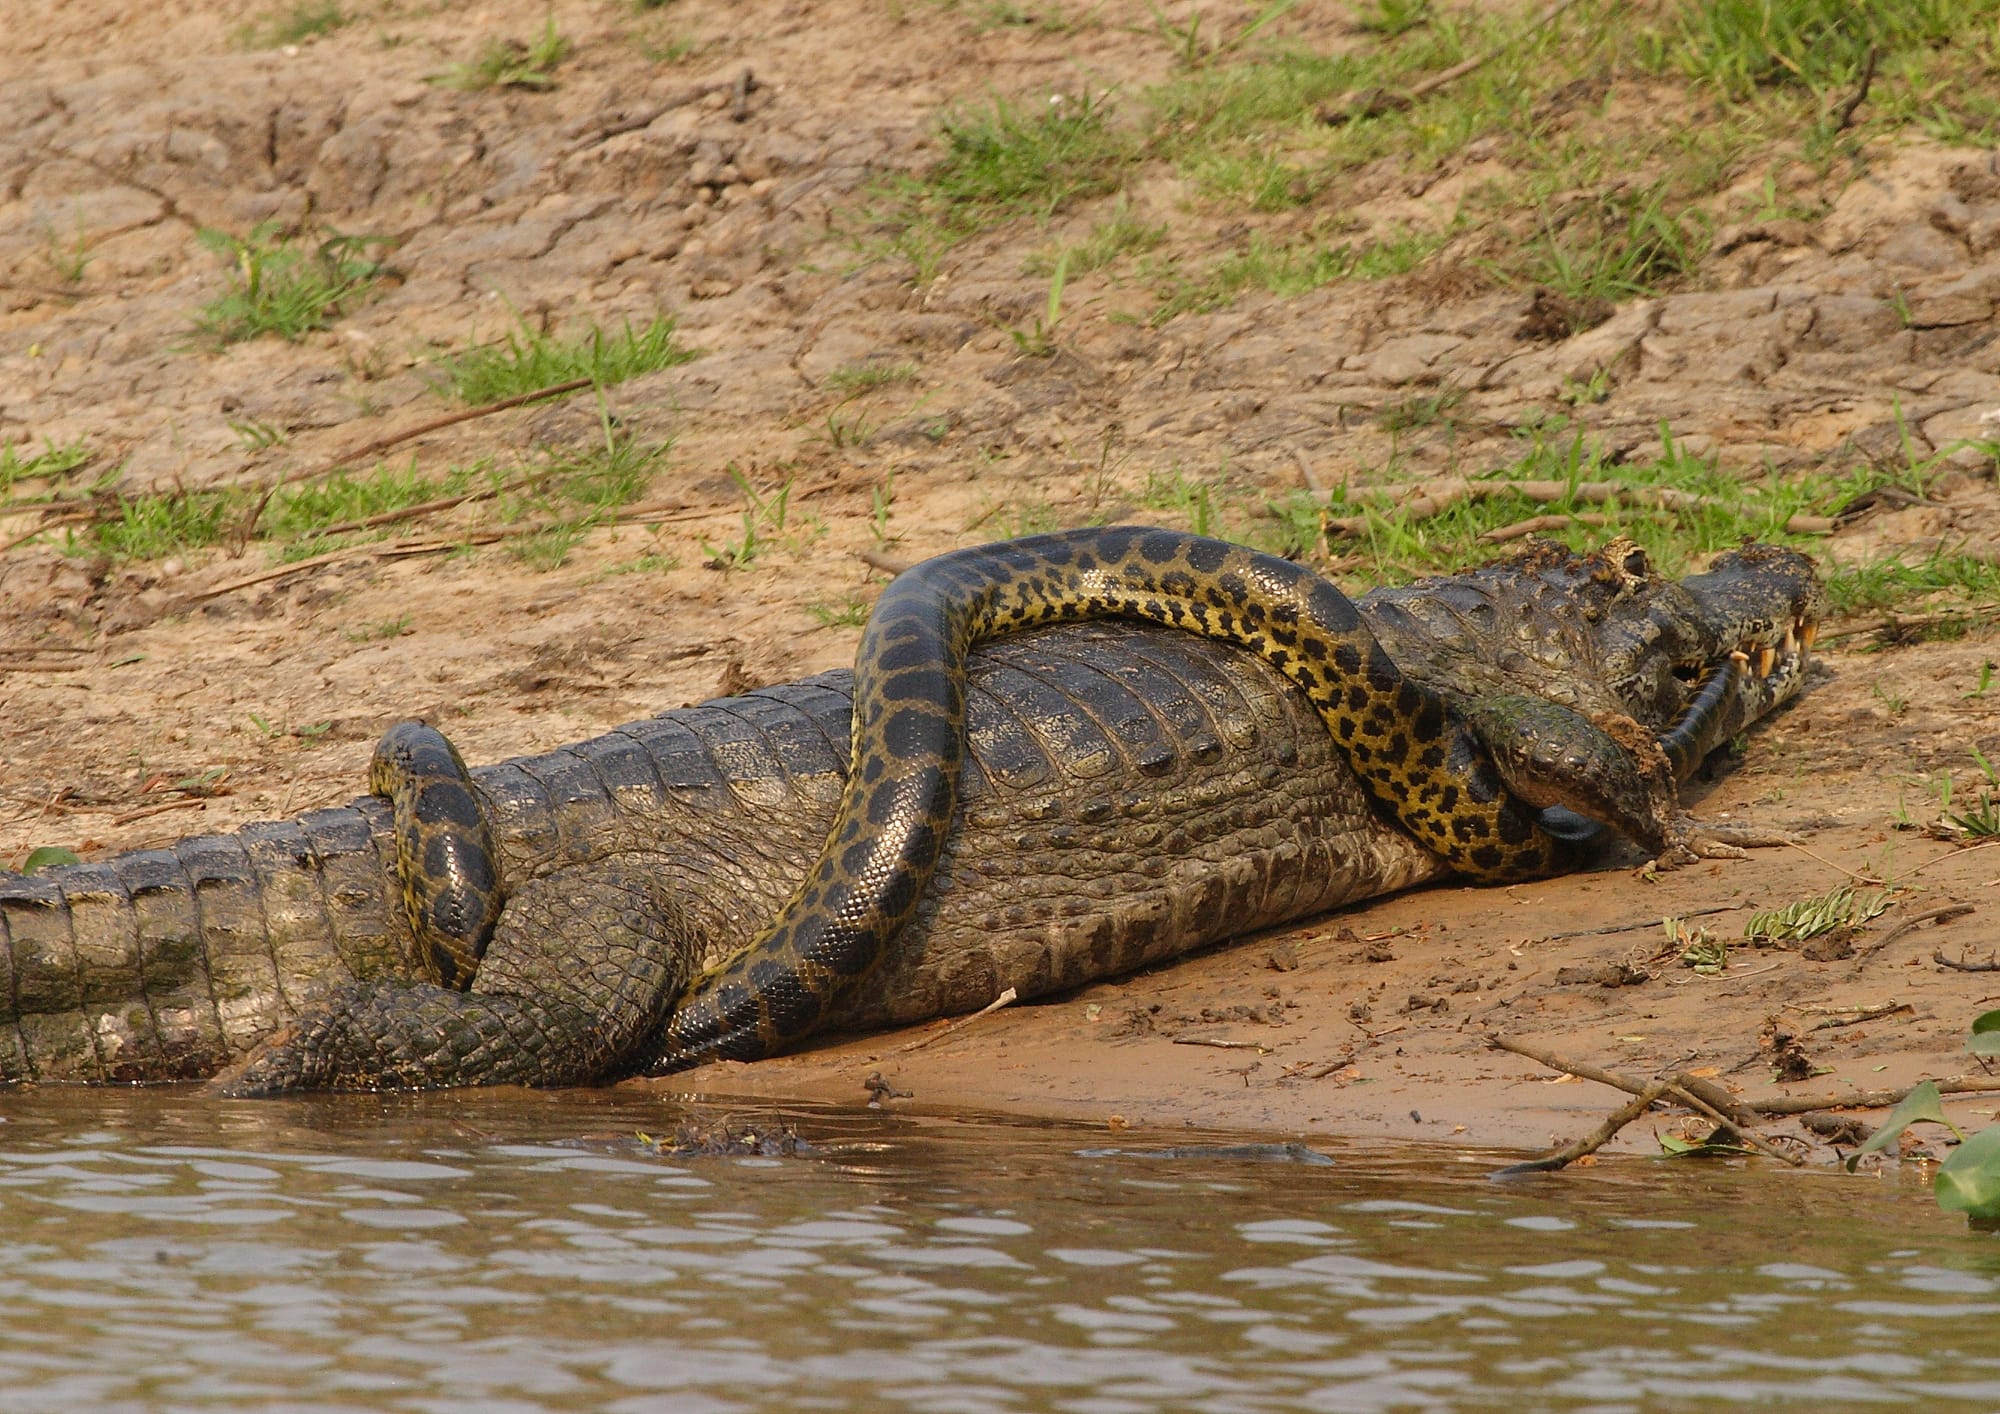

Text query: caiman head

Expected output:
[1358,536,1825,759]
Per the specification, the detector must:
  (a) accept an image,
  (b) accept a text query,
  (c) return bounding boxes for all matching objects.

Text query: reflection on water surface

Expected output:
[0,1089,1995,1411]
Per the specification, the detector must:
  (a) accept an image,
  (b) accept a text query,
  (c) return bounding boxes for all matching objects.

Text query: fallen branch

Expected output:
[1491,1081,1672,1177]
[1172,1036,1270,1051]
[1936,948,2000,973]
[894,987,1017,1054]
[1747,1075,2000,1117]
[1320,0,1583,126]
[1490,1032,1764,1131]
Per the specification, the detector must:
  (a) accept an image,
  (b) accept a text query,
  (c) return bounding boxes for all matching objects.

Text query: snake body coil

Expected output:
[654,526,1566,1069]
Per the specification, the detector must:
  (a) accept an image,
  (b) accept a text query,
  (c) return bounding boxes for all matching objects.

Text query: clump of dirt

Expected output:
[5,0,2000,1149]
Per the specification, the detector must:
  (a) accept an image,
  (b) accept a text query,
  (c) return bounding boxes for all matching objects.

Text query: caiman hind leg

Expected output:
[214,857,697,1094]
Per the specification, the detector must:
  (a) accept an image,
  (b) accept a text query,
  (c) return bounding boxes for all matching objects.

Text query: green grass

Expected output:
[806,595,872,628]
[1026,196,1165,275]
[0,440,94,499]
[867,91,1135,280]
[1149,226,1444,324]
[432,315,695,403]
[436,16,573,90]
[1657,0,1977,99]
[74,417,665,568]
[192,223,389,344]
[824,360,919,394]
[237,0,349,47]
[859,0,2000,321]
[500,431,666,570]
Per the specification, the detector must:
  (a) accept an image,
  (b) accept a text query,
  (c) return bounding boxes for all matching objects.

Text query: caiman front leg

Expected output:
[214,857,697,1094]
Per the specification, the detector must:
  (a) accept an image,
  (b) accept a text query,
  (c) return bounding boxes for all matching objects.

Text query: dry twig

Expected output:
[894,987,1017,1054]
[1320,0,1584,125]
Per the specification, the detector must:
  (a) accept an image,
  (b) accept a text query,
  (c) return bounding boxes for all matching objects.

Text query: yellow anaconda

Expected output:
[653,526,1589,1068]
[370,722,504,991]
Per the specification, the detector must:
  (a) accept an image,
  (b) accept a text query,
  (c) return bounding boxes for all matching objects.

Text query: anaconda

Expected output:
[655,527,1691,1071]
[0,538,1820,1089]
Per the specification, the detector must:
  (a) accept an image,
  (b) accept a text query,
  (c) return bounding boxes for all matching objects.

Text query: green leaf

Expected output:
[20,846,81,874]
[1967,1011,2000,1057]
[1935,1126,2000,1220]
[1845,1080,1954,1171]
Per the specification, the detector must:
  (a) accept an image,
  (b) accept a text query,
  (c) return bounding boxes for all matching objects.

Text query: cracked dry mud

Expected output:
[5,0,2000,1152]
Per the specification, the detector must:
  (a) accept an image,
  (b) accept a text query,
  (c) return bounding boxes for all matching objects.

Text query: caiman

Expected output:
[0,536,1821,1089]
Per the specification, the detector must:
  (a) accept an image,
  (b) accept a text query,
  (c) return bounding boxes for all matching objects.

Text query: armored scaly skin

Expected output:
[658,528,1585,1070]
[0,539,1822,1088]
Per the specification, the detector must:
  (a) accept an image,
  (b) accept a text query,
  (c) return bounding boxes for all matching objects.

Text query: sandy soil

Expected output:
[5,0,2000,1154]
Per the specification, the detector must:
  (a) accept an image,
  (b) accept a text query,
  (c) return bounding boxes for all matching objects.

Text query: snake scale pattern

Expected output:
[652,526,1581,1069]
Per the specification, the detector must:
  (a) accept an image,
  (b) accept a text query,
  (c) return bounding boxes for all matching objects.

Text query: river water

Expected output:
[0,1089,1995,1412]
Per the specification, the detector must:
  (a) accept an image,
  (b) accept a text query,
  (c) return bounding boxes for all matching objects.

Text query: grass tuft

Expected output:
[437,16,573,90]
[432,315,695,404]
[192,223,390,344]
[237,0,348,47]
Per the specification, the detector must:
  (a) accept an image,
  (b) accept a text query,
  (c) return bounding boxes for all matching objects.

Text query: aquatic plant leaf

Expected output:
[1844,1080,1951,1172]
[1968,1011,2000,1057]
[20,847,80,874]
[1934,1126,2000,1220]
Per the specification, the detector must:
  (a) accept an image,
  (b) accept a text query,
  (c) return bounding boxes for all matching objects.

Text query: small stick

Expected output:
[1172,1036,1269,1051]
[1808,1003,1912,1031]
[1321,0,1584,126]
[1936,949,2000,973]
[0,508,99,556]
[252,377,594,499]
[1832,46,1880,131]
[184,531,506,602]
[110,798,209,827]
[0,646,91,655]
[1490,1080,1671,1177]
[859,548,914,577]
[1479,510,1629,544]
[1860,904,1975,958]
[1531,904,1738,944]
[1291,447,1324,496]
[1301,1053,1357,1080]
[894,987,1017,1054]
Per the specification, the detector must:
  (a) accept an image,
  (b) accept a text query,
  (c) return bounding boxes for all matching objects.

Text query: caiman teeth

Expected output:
[1758,645,1776,677]
[1800,620,1817,650]
[1730,648,1751,668]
